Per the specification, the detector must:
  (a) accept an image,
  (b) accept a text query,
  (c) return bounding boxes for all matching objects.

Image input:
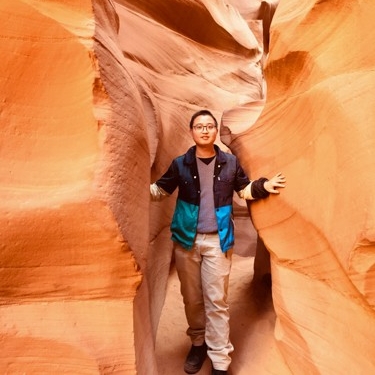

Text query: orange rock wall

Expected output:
[224,0,375,373]
[0,1,142,373]
[111,2,274,373]
[2,0,375,374]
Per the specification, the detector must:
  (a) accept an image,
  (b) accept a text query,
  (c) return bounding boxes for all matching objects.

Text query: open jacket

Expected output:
[152,145,269,252]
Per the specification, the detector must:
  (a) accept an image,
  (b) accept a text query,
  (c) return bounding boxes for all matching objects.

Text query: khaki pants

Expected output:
[174,233,233,371]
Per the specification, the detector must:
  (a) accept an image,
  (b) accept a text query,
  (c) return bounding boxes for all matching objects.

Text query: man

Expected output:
[150,109,286,374]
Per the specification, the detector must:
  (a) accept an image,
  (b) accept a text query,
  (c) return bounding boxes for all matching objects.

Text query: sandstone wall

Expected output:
[0,1,142,373]
[0,0,269,373]
[112,0,273,372]
[223,0,375,373]
[1,0,375,374]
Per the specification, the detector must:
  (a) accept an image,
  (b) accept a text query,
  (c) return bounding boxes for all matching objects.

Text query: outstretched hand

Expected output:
[264,172,286,194]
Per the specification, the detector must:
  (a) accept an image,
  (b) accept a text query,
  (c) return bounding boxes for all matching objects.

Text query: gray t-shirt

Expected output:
[196,156,218,233]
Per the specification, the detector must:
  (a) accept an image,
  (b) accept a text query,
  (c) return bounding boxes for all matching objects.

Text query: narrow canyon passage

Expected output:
[155,218,291,375]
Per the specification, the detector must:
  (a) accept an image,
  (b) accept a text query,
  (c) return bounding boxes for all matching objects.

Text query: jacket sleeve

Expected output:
[151,159,180,197]
[237,177,270,200]
[233,159,251,192]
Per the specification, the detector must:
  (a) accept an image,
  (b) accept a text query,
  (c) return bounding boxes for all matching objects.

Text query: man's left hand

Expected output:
[264,172,286,194]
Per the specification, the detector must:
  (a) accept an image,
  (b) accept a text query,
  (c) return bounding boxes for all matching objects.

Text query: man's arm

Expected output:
[238,173,286,200]
[150,159,179,201]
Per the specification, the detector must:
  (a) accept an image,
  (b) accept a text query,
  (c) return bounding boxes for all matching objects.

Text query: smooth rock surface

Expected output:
[1,0,375,374]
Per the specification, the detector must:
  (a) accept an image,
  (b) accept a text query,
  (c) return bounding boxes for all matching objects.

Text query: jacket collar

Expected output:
[184,144,227,165]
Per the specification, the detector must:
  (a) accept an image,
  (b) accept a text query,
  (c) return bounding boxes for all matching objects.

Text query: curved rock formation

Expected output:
[1,0,375,374]
[0,1,142,373]
[223,0,375,373]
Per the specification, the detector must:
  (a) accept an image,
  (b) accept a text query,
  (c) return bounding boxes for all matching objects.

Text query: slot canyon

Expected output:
[1,0,375,374]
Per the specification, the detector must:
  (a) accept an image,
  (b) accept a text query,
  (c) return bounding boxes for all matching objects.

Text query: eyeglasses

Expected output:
[192,124,217,132]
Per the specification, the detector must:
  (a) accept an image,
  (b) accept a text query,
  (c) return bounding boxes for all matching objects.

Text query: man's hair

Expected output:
[189,109,218,129]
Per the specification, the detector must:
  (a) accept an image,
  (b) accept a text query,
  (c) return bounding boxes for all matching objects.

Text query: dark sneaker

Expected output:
[184,342,208,374]
[212,370,228,375]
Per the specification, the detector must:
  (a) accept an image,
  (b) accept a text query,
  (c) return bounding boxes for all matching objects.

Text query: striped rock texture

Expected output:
[1,0,374,374]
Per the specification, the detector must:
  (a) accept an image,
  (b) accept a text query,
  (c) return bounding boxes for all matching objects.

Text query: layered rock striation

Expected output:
[1,0,374,374]
[223,0,375,373]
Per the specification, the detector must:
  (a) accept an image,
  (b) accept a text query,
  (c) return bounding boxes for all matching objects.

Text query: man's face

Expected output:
[190,114,218,147]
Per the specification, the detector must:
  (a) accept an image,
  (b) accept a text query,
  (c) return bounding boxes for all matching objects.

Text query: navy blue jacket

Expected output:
[155,145,268,252]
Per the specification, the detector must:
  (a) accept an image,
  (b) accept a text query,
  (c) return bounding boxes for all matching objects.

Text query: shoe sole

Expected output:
[184,360,206,374]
